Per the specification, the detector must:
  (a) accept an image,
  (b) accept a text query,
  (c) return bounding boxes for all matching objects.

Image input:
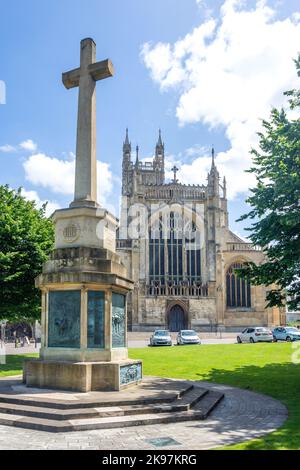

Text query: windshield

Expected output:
[256,328,269,333]
[155,330,170,336]
[286,327,299,332]
[181,330,197,336]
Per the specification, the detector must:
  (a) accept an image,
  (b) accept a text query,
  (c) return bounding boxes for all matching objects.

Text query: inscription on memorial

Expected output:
[112,293,126,348]
[120,363,142,386]
[48,290,81,348]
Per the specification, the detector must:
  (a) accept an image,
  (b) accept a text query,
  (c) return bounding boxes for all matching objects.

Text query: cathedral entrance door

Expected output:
[168,305,186,332]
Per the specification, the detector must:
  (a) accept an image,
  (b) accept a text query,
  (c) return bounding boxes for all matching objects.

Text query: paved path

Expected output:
[0,378,287,450]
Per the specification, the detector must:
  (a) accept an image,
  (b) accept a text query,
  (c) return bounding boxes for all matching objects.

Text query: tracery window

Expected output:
[226,263,251,308]
[149,210,201,286]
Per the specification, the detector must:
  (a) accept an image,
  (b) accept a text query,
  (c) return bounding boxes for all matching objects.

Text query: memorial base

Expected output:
[23,359,142,392]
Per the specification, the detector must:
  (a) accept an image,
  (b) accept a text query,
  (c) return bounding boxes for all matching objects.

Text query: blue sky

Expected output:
[0,0,299,236]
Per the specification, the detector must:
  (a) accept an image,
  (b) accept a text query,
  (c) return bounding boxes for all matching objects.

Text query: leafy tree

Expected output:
[238,56,300,311]
[0,186,54,321]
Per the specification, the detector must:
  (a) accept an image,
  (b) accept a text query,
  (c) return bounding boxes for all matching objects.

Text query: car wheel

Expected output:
[250,337,255,343]
[273,336,277,342]
[286,336,292,342]
[237,337,242,344]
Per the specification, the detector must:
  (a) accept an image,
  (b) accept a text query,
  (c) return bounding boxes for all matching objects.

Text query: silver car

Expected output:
[150,329,172,346]
[273,327,300,342]
[237,327,273,343]
[177,330,201,345]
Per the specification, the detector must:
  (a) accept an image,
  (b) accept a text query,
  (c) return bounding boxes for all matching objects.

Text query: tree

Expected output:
[0,186,54,321]
[238,56,300,311]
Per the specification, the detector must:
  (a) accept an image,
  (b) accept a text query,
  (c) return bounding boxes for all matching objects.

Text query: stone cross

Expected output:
[62,38,114,208]
[171,165,179,184]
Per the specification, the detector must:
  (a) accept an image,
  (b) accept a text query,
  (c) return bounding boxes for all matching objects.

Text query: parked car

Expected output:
[177,330,201,345]
[273,327,300,342]
[237,327,273,343]
[149,329,172,346]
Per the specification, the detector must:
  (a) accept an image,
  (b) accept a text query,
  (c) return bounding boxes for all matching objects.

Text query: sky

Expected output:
[0,0,299,237]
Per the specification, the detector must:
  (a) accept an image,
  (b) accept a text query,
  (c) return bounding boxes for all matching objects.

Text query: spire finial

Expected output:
[135,145,139,166]
[157,128,163,147]
[211,144,215,167]
[223,175,227,198]
[124,127,130,145]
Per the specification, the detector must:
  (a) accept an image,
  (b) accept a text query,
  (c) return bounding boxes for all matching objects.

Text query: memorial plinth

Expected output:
[23,38,142,392]
[23,207,141,392]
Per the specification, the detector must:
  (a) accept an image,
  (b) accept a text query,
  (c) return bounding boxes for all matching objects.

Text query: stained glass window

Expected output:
[149,210,201,288]
[226,263,251,308]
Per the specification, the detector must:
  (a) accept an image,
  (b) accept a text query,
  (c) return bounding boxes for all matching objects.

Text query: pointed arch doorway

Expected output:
[167,304,188,332]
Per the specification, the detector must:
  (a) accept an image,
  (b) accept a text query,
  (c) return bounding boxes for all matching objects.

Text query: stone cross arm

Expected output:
[62,59,114,89]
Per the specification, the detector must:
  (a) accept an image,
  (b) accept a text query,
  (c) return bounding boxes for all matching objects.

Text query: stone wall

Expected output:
[189,298,216,328]
[131,296,218,331]
[224,309,268,331]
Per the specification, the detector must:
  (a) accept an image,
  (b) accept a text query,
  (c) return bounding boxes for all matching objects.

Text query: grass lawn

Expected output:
[0,354,37,377]
[0,343,299,449]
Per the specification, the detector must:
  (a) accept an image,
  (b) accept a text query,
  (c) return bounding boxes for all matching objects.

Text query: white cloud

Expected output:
[0,144,16,153]
[0,139,38,154]
[141,0,300,198]
[185,144,209,158]
[23,153,114,207]
[19,139,37,152]
[23,153,75,195]
[21,189,61,218]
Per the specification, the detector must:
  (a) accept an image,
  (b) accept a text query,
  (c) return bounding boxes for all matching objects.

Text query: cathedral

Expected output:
[117,130,283,332]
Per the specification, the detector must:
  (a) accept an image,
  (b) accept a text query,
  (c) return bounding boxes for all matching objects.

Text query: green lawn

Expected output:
[0,343,299,449]
[0,354,37,377]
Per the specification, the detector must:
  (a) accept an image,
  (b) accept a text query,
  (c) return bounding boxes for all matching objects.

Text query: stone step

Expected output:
[0,407,202,433]
[0,390,224,432]
[194,390,224,418]
[0,387,207,421]
[0,384,193,410]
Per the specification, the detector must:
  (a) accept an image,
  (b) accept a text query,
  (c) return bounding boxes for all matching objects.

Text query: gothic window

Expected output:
[149,215,165,284]
[226,263,251,308]
[185,220,201,281]
[167,211,183,283]
[149,209,201,287]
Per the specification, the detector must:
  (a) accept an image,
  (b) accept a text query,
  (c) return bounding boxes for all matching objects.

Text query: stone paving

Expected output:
[0,379,287,450]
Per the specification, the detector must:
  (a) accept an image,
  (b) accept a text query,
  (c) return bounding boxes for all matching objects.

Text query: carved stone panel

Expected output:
[112,293,126,348]
[87,291,105,348]
[48,290,81,348]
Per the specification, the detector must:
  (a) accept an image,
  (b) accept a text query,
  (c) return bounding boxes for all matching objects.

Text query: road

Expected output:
[128,332,236,348]
[1,332,237,355]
